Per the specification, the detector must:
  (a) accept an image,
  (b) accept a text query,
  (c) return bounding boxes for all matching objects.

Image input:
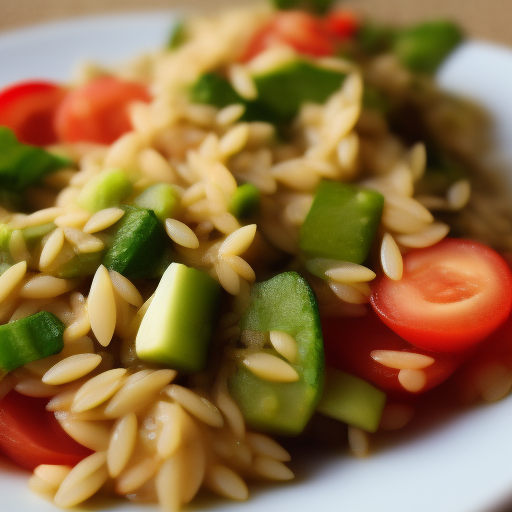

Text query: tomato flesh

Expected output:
[0,392,91,471]
[324,10,360,40]
[322,310,463,396]
[55,76,151,145]
[371,239,512,353]
[241,11,335,62]
[0,81,66,146]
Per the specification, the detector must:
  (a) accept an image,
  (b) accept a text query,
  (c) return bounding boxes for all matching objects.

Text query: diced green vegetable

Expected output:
[394,21,463,74]
[133,184,179,222]
[190,73,242,109]
[136,262,221,373]
[0,127,72,192]
[103,206,168,279]
[167,20,188,49]
[271,0,333,13]
[190,59,346,124]
[252,60,346,121]
[0,224,12,275]
[316,367,386,433]
[300,181,384,264]
[0,311,64,372]
[228,272,325,436]
[76,169,133,213]
[46,247,104,279]
[229,183,260,219]
[22,223,55,250]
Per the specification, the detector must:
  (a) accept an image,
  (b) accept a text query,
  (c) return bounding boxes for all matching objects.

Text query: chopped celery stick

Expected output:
[229,183,260,219]
[77,168,132,213]
[136,262,221,373]
[228,272,324,436]
[103,206,167,279]
[0,311,64,372]
[317,367,386,433]
[300,181,384,264]
[133,184,178,222]
[0,127,72,192]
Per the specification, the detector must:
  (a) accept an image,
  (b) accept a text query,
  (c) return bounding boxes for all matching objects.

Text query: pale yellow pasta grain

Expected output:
[205,464,249,500]
[269,330,298,363]
[42,354,102,385]
[107,413,138,477]
[0,261,27,303]
[39,228,65,269]
[242,353,299,382]
[88,265,116,347]
[83,207,125,234]
[165,218,200,248]
[219,224,257,257]
[370,350,434,370]
[108,270,143,307]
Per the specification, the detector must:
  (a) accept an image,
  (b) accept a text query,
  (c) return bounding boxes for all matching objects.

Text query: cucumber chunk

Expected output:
[103,206,168,279]
[22,223,55,250]
[252,60,346,121]
[133,184,179,222]
[229,183,260,219]
[300,181,384,264]
[136,262,221,373]
[228,272,324,436]
[317,367,386,433]
[77,169,133,213]
[0,311,64,372]
[46,246,104,279]
[0,224,13,275]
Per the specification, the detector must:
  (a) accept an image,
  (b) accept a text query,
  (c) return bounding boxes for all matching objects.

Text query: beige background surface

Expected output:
[1,0,512,46]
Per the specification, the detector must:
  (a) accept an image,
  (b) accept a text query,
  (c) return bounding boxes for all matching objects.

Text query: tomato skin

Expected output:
[322,310,463,396]
[324,10,360,40]
[0,81,66,146]
[241,11,335,62]
[371,239,512,353]
[55,76,151,145]
[0,392,91,471]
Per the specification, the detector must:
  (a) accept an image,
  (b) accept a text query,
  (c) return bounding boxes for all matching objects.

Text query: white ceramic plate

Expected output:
[2,13,512,512]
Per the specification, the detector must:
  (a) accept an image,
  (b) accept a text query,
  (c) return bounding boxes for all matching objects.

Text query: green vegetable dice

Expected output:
[103,206,168,279]
[0,127,72,192]
[167,20,188,50]
[133,184,178,222]
[228,272,325,436]
[271,0,333,13]
[77,168,133,213]
[0,311,64,372]
[136,262,221,373]
[299,180,384,264]
[229,183,260,219]
[394,21,463,74]
[317,367,386,432]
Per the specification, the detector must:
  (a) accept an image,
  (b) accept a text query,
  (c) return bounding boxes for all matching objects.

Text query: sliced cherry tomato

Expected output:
[324,10,360,40]
[322,310,463,395]
[371,239,512,353]
[0,81,66,146]
[241,11,335,62]
[55,76,151,145]
[0,391,91,471]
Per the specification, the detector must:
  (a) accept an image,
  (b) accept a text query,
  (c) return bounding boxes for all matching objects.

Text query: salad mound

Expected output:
[0,1,512,510]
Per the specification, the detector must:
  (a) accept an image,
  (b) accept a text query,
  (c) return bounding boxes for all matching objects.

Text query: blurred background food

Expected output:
[2,0,512,46]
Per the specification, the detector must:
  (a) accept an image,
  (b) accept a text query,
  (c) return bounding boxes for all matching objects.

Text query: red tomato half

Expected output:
[324,10,360,40]
[0,81,66,145]
[55,76,151,145]
[0,392,91,471]
[371,239,512,353]
[241,11,335,62]
[322,310,463,395]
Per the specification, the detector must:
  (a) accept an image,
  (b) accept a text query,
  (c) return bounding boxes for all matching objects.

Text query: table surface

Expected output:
[2,0,512,46]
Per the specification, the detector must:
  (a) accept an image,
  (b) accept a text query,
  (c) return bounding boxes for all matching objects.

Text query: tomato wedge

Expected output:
[241,11,335,62]
[324,10,360,40]
[0,80,66,146]
[322,310,463,395]
[371,239,512,353]
[0,392,91,471]
[55,76,151,145]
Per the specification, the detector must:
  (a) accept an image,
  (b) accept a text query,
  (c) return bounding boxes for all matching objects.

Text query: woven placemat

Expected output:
[2,0,512,46]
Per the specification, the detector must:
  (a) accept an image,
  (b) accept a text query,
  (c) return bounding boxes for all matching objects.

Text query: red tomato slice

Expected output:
[371,239,512,353]
[241,11,335,62]
[55,76,151,145]
[322,310,463,395]
[324,10,360,40]
[0,391,91,471]
[0,81,66,146]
